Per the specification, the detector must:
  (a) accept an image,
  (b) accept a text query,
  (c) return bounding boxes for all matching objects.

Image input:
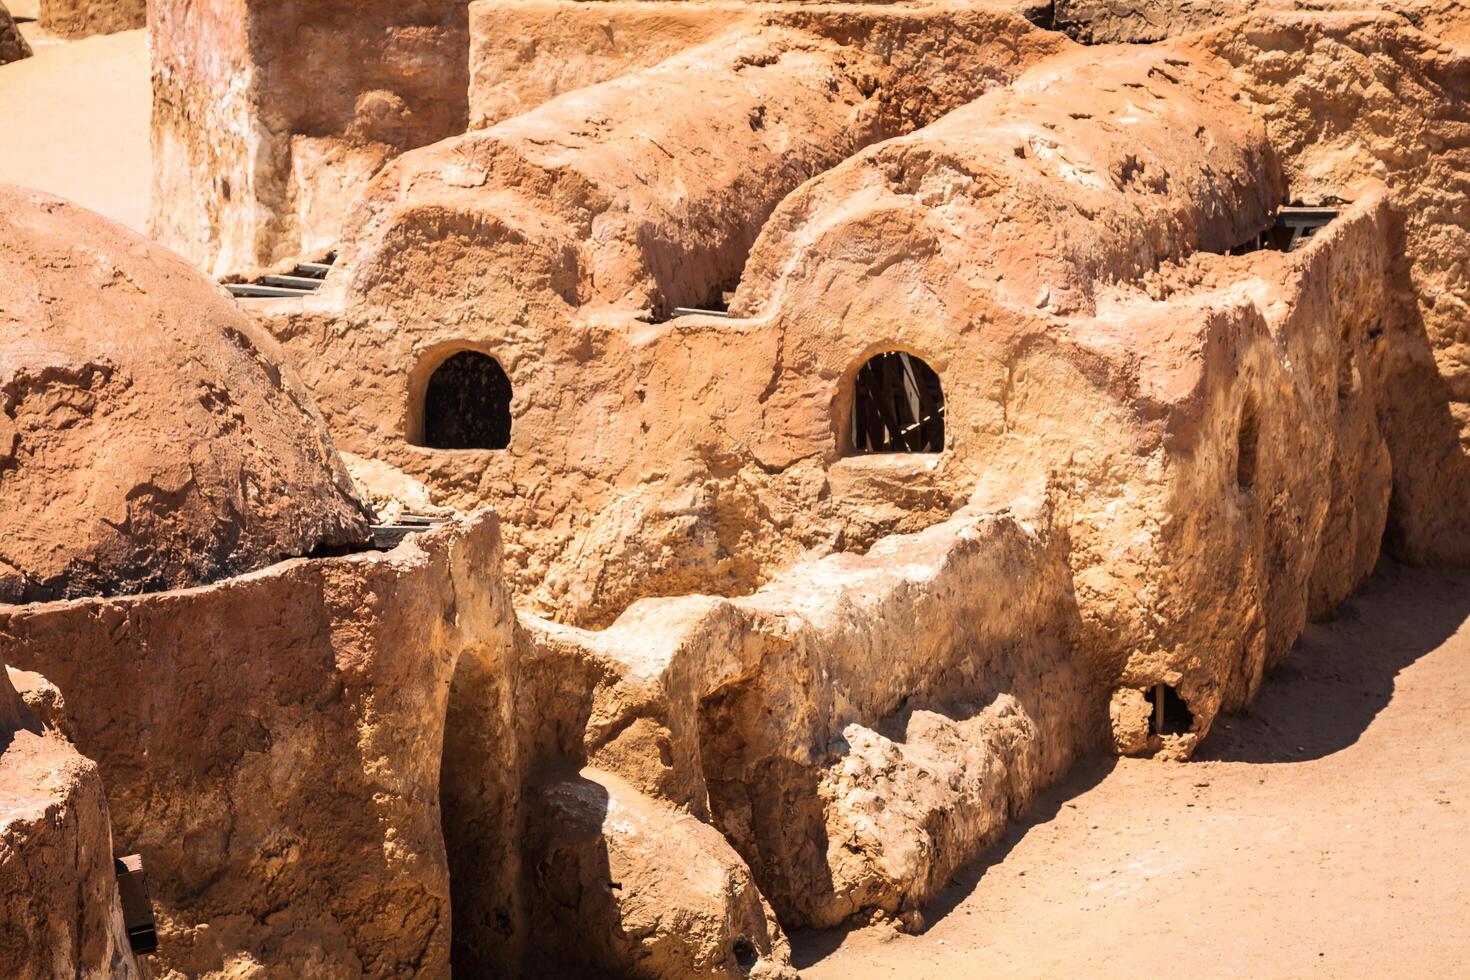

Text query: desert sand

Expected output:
[0,22,147,232]
[798,562,1470,977]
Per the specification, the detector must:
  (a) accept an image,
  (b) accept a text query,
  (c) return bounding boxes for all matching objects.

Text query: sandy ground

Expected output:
[0,20,149,233]
[797,561,1470,978]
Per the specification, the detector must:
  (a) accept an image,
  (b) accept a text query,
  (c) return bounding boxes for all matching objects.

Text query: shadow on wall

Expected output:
[521,772,617,979]
[1379,219,1470,564]
[1197,560,1470,764]
[790,556,1470,968]
[440,643,525,976]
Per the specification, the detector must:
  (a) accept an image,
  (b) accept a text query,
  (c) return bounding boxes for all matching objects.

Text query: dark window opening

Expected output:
[849,351,945,454]
[1236,398,1259,491]
[420,351,512,450]
[1145,683,1193,737]
[1223,205,1342,256]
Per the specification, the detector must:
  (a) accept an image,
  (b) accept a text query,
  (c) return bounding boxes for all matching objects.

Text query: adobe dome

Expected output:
[0,186,371,603]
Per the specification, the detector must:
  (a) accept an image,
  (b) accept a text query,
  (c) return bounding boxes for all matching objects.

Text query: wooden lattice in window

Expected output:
[849,352,945,454]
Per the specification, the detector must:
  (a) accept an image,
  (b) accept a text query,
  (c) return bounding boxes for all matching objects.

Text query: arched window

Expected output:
[848,351,944,454]
[419,351,512,450]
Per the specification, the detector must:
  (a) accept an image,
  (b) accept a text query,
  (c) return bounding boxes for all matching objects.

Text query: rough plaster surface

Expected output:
[39,0,143,38]
[260,9,1066,627]
[0,667,136,978]
[1185,12,1470,561]
[149,0,469,275]
[0,514,515,978]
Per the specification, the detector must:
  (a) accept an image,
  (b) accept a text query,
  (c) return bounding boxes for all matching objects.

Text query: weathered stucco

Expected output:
[39,0,143,39]
[149,0,469,275]
[1,513,516,978]
[0,666,137,979]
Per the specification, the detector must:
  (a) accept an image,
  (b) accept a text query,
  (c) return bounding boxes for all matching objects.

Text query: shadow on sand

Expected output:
[1198,560,1470,764]
[794,560,1470,967]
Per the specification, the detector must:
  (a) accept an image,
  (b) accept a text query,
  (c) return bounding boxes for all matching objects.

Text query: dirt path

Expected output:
[0,23,149,233]
[797,561,1470,978]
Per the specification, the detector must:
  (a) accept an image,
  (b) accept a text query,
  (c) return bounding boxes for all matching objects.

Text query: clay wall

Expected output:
[0,513,518,978]
[468,0,758,129]
[256,10,1066,625]
[0,669,138,979]
[467,1,1061,130]
[150,0,262,276]
[38,0,143,38]
[272,43,1284,632]
[487,196,1394,961]
[1053,0,1470,45]
[732,43,1393,726]
[1185,12,1470,562]
[505,492,1080,967]
[150,0,469,275]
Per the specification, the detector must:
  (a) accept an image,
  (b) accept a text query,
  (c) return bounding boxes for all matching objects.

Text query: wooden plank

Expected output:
[670,307,731,319]
[225,283,312,298]
[1278,206,1339,228]
[262,274,325,290]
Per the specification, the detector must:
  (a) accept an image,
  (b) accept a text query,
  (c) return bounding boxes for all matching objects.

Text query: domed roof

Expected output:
[0,186,371,603]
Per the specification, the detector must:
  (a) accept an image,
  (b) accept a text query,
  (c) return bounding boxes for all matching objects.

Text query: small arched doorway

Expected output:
[848,351,945,454]
[417,350,512,450]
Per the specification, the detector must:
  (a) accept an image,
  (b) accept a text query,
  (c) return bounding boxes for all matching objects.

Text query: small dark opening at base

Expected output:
[1145,683,1194,737]
[1023,0,1055,31]
[733,938,758,972]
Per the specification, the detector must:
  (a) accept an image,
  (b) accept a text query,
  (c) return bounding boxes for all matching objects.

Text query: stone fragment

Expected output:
[0,1,31,64]
[0,667,137,978]
[1110,688,1153,755]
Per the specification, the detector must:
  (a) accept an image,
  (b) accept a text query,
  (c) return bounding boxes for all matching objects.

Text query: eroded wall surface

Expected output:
[0,667,137,979]
[1183,12,1470,561]
[0,186,371,604]
[258,8,1066,627]
[39,0,144,39]
[0,514,516,978]
[150,0,469,275]
[253,32,1398,973]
